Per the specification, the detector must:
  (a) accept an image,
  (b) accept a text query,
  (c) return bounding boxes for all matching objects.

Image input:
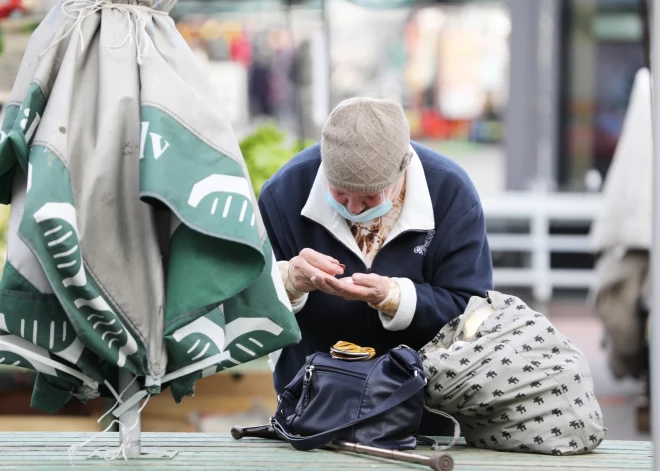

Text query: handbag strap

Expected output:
[271,372,426,451]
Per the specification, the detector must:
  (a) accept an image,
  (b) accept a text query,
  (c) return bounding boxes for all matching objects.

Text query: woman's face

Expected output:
[328,176,404,216]
[327,187,386,215]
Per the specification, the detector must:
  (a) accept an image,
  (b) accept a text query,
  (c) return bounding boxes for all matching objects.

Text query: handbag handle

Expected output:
[271,371,426,451]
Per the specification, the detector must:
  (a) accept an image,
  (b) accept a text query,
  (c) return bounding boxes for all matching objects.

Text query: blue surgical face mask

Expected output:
[324,190,394,223]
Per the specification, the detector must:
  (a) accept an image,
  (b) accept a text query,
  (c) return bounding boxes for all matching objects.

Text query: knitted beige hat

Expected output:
[321,97,412,193]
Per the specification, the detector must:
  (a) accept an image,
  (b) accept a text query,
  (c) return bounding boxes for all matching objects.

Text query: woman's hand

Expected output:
[311,273,390,305]
[288,248,345,293]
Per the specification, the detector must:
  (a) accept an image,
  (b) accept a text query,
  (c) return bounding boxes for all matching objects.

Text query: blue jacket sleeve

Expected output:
[387,201,493,336]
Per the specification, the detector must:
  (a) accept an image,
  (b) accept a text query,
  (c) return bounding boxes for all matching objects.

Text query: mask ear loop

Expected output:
[376,185,397,227]
[377,189,387,226]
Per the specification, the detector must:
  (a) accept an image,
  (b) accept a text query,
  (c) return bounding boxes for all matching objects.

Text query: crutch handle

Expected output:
[231,425,279,440]
[429,453,455,471]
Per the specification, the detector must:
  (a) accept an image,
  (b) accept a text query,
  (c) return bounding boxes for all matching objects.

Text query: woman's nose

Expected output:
[347,199,365,215]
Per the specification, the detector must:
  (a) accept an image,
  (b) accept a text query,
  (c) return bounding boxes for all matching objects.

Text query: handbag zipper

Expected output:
[296,366,314,414]
[296,364,368,415]
[306,364,367,380]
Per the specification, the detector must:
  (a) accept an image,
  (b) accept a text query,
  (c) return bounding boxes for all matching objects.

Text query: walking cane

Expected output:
[231,425,455,471]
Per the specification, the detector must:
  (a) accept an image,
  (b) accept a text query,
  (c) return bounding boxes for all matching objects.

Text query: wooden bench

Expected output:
[0,359,277,433]
[0,432,651,470]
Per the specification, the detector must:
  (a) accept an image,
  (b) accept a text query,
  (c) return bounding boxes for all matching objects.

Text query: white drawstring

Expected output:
[0,338,98,388]
[68,418,121,466]
[103,393,151,461]
[68,374,150,465]
[95,375,137,423]
[423,405,462,451]
[38,0,168,65]
[103,379,123,405]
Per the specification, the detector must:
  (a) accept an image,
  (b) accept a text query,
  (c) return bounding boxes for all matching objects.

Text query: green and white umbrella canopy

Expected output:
[0,0,300,412]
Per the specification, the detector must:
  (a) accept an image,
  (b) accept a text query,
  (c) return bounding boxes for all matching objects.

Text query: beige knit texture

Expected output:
[321,97,411,193]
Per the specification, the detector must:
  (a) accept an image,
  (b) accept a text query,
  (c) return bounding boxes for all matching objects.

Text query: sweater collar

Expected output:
[301,146,435,264]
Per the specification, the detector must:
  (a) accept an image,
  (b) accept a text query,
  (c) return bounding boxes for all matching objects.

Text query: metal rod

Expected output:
[284,0,306,151]
[640,0,651,71]
[232,425,453,471]
[118,370,141,458]
[651,0,660,469]
[322,0,332,110]
[329,441,454,471]
[534,0,560,192]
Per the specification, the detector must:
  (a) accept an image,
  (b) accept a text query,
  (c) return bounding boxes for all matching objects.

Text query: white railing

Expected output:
[481,192,602,302]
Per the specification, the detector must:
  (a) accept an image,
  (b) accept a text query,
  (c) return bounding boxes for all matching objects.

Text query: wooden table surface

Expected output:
[0,432,652,470]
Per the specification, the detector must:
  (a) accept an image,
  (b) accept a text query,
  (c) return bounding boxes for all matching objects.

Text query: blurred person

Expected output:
[248,34,274,117]
[589,67,651,431]
[269,30,296,121]
[258,97,493,435]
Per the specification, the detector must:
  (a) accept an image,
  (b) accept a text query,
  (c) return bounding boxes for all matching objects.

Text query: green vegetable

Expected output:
[239,123,313,197]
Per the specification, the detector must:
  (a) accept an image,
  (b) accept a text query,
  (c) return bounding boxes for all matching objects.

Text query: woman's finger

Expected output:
[301,248,344,276]
[312,275,343,296]
[351,273,382,287]
[324,277,373,300]
[294,257,329,288]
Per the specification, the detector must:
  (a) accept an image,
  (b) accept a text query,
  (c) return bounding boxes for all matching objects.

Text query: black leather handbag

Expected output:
[271,345,427,451]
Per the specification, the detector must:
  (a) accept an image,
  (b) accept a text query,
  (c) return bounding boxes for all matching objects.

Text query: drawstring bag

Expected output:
[421,291,607,455]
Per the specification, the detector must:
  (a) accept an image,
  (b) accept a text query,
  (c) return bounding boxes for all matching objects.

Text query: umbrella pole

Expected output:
[651,1,660,469]
[118,370,141,458]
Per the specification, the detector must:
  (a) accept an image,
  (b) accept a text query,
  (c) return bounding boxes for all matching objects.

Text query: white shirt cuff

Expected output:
[378,277,417,331]
[290,292,309,314]
[276,260,309,314]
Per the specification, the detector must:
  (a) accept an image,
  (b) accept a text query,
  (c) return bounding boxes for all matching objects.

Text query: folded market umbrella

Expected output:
[0,0,300,413]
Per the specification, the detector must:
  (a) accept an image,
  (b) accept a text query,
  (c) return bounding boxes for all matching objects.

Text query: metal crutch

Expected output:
[231,425,454,471]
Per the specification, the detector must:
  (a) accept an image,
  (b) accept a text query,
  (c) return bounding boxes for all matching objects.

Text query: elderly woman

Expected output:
[258,97,493,434]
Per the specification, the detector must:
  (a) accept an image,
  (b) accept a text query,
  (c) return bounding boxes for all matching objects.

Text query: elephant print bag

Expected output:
[421,291,607,455]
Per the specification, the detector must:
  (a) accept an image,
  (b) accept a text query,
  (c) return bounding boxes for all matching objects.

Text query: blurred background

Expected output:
[0,0,653,441]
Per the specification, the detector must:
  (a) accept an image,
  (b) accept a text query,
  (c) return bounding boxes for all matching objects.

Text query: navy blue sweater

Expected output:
[258,142,493,434]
